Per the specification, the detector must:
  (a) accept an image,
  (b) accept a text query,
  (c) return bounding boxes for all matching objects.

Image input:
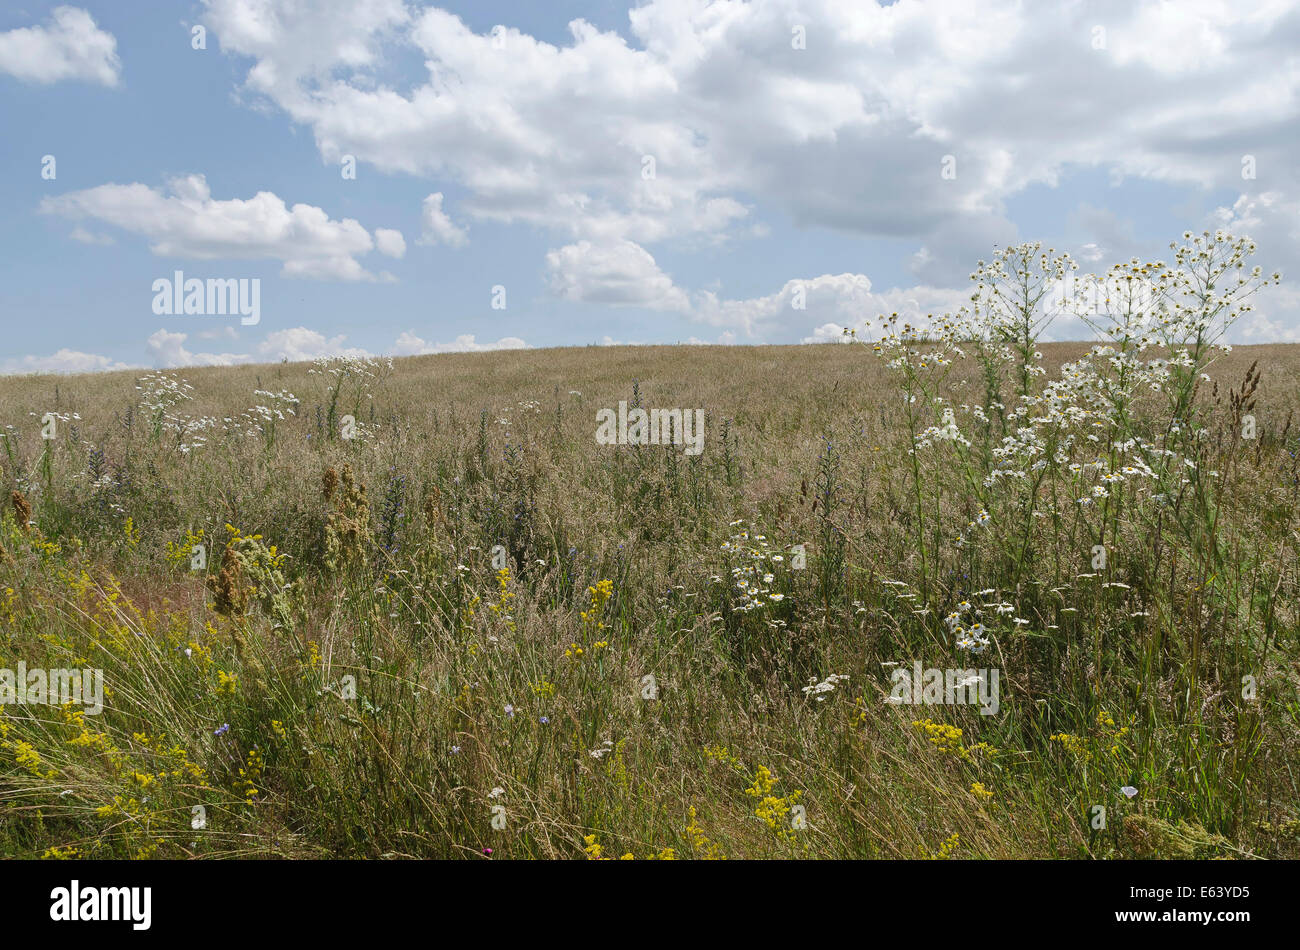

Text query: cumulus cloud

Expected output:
[540,227,976,341]
[0,6,121,86]
[417,193,468,247]
[546,239,690,312]
[255,327,373,362]
[0,348,134,376]
[139,327,528,371]
[147,329,247,368]
[200,0,1300,280]
[373,228,406,258]
[1206,192,1300,341]
[392,332,527,355]
[40,174,397,281]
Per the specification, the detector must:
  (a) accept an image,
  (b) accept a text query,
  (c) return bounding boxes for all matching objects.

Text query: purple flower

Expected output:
[214,723,230,736]
[504,704,515,718]
[539,716,549,725]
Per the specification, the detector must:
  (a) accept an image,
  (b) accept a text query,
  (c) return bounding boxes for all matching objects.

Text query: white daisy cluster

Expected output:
[719,520,788,614]
[944,598,992,654]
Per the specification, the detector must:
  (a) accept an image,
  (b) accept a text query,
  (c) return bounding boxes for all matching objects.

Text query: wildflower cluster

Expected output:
[135,372,216,451]
[486,567,516,632]
[165,528,205,569]
[802,673,849,702]
[1050,709,1132,763]
[719,521,788,614]
[566,579,613,659]
[744,765,804,844]
[911,718,999,763]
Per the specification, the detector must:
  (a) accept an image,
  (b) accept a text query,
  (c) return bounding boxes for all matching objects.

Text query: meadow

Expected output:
[1,234,1298,860]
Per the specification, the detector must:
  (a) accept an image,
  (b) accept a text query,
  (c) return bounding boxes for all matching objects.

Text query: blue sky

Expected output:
[1,0,1297,373]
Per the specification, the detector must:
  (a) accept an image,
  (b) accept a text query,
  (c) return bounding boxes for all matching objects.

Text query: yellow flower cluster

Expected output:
[188,636,214,669]
[13,739,53,777]
[1096,709,1130,755]
[564,637,609,660]
[486,568,516,631]
[1051,709,1130,763]
[566,580,616,659]
[686,806,727,859]
[239,747,264,804]
[1050,731,1090,761]
[850,696,868,728]
[582,832,659,861]
[912,718,998,762]
[914,718,963,750]
[0,586,16,625]
[96,795,144,819]
[703,744,740,769]
[580,579,614,630]
[165,528,205,568]
[925,832,961,859]
[745,765,804,843]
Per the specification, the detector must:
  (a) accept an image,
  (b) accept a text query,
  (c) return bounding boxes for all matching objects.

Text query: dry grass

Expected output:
[0,337,1297,860]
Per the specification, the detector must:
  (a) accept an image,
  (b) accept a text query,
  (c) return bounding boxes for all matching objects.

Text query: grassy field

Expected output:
[2,240,1299,860]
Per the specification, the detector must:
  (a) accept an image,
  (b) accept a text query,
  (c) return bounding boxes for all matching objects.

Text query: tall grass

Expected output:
[0,232,1297,859]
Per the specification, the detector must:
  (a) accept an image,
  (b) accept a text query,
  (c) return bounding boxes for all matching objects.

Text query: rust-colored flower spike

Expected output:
[422,485,442,527]
[11,491,32,532]
[323,466,339,503]
[207,545,248,617]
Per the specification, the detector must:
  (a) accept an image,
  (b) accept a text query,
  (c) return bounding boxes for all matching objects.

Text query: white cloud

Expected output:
[139,327,529,371]
[541,232,975,341]
[0,6,120,86]
[545,239,690,311]
[41,174,396,281]
[373,228,406,258]
[201,0,1300,256]
[69,226,114,245]
[1204,191,1300,342]
[392,331,527,355]
[417,193,468,247]
[598,335,649,346]
[0,348,133,376]
[725,278,967,344]
[255,327,372,362]
[147,329,247,368]
[204,0,409,85]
